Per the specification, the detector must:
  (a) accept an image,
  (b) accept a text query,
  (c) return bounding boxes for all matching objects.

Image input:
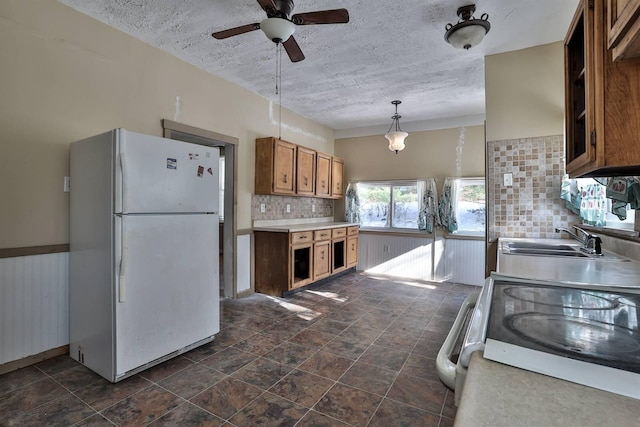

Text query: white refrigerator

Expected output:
[69,128,220,382]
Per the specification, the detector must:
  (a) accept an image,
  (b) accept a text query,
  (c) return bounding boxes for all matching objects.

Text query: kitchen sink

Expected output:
[506,242,579,252]
[506,248,589,257]
[502,241,630,261]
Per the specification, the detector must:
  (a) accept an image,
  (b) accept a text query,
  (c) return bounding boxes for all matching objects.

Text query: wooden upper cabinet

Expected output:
[565,0,640,177]
[565,1,596,174]
[297,146,316,196]
[255,137,296,195]
[331,157,344,199]
[608,0,640,60]
[316,152,332,198]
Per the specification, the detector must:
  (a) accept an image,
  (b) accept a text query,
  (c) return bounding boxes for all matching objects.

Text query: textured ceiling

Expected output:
[59,0,579,134]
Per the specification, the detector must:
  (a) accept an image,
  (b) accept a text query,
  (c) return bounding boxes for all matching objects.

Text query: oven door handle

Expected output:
[436,291,479,390]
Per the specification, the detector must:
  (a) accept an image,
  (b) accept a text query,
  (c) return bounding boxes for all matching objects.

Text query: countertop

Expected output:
[455,352,640,427]
[497,237,640,288]
[252,221,358,233]
[454,237,640,426]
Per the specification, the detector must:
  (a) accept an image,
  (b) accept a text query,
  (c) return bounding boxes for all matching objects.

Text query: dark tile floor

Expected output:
[0,272,474,427]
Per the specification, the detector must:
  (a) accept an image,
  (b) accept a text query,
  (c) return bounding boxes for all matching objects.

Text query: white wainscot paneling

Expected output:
[358,233,485,287]
[358,233,434,281]
[435,237,486,287]
[0,253,69,365]
[237,234,251,293]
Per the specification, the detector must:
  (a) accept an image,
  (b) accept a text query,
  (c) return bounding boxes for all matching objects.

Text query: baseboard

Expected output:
[0,345,69,375]
[236,288,255,298]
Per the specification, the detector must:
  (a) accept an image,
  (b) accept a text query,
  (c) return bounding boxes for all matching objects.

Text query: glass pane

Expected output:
[392,185,419,229]
[456,182,485,233]
[358,184,391,227]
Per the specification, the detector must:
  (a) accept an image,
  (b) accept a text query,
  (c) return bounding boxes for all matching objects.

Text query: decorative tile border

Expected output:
[487,135,580,241]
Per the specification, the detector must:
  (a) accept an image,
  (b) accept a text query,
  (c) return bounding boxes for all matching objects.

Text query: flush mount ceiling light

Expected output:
[444,4,491,50]
[385,100,409,154]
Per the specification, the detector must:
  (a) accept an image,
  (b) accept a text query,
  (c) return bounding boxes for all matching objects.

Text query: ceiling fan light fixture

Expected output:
[445,4,490,50]
[261,17,295,43]
[385,100,408,154]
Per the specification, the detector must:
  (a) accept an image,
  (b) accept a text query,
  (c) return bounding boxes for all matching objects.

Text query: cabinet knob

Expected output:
[283,174,287,183]
[304,177,308,185]
[322,180,326,188]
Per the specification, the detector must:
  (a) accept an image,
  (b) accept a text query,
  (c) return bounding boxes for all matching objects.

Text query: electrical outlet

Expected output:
[260,203,266,213]
[383,245,389,253]
[312,204,316,212]
[64,176,71,193]
[286,204,291,213]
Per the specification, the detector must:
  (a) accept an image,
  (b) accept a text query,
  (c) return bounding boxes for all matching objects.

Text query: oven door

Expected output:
[436,275,496,405]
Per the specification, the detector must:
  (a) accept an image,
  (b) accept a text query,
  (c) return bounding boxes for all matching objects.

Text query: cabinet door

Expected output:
[331,157,344,199]
[608,0,640,60]
[565,0,598,176]
[316,152,332,198]
[291,243,313,289]
[347,235,358,268]
[297,146,316,196]
[313,241,331,281]
[274,139,296,194]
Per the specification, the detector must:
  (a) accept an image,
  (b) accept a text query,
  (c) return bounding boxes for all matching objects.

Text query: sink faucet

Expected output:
[555,226,602,255]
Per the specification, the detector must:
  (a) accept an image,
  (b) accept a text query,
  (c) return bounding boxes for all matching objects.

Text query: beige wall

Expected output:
[485,42,565,141]
[334,125,485,218]
[0,0,334,249]
[335,125,485,181]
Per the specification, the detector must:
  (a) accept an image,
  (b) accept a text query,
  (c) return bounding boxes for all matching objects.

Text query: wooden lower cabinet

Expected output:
[313,241,331,280]
[347,235,358,268]
[254,225,359,297]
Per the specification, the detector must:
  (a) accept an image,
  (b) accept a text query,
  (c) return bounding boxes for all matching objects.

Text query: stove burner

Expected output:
[505,313,640,363]
[503,286,619,310]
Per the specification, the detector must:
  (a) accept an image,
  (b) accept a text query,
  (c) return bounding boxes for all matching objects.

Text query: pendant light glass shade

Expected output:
[385,131,408,153]
[385,100,408,154]
[261,17,295,43]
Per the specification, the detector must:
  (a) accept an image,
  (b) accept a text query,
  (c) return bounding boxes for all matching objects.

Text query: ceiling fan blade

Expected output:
[282,36,305,62]
[256,0,276,13]
[212,23,261,40]
[291,9,349,25]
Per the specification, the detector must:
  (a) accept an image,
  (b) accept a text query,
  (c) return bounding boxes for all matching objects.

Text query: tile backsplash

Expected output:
[487,134,580,241]
[252,195,333,221]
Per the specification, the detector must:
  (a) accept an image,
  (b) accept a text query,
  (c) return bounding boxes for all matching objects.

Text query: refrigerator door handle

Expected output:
[120,152,128,214]
[119,216,127,302]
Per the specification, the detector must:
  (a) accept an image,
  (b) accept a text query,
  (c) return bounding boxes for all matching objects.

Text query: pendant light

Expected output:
[385,100,408,154]
[444,4,491,50]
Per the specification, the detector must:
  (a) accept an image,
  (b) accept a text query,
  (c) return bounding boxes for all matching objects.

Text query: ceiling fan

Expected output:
[212,0,349,63]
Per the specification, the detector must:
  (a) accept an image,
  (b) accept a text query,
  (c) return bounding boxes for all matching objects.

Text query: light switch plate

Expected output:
[260,203,266,213]
[286,204,291,213]
[312,204,316,212]
[503,173,513,187]
[64,176,71,192]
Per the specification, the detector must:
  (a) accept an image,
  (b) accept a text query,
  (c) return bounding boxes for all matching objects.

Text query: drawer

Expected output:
[291,231,313,244]
[314,229,332,241]
[347,226,359,236]
[332,228,347,238]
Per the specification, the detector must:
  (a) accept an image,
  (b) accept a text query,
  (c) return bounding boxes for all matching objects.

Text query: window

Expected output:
[575,178,634,230]
[453,178,486,236]
[358,182,419,229]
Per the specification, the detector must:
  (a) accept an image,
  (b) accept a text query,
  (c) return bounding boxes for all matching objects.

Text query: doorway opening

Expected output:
[162,120,238,299]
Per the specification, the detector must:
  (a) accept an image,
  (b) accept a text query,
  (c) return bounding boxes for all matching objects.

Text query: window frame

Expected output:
[356,180,420,231]
[451,177,486,237]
